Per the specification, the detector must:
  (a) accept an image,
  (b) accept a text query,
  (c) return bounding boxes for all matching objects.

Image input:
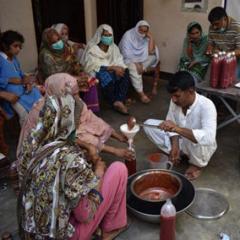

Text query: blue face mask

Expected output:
[217,27,225,33]
[218,27,225,33]
[101,36,113,46]
[51,40,64,50]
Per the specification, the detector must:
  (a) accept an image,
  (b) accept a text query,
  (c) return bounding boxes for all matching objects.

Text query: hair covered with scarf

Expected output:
[17,89,101,239]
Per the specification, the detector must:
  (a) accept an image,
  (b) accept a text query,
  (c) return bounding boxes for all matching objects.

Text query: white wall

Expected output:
[144,0,223,73]
[0,0,38,72]
[226,0,240,21]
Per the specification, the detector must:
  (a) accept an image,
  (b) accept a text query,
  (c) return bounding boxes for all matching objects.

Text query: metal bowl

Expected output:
[130,170,182,203]
[127,169,195,223]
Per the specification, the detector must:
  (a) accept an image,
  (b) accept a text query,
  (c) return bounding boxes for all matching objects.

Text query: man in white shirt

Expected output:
[144,71,217,180]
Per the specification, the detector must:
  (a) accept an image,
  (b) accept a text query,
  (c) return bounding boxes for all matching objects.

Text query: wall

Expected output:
[144,0,223,73]
[0,0,38,72]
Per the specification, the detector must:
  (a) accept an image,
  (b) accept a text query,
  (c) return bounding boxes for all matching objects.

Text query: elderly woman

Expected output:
[38,28,99,112]
[51,23,86,61]
[17,74,128,240]
[179,21,210,83]
[119,20,160,103]
[0,30,41,126]
[81,24,130,115]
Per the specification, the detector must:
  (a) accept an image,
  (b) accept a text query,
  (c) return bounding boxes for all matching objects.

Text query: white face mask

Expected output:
[137,31,146,38]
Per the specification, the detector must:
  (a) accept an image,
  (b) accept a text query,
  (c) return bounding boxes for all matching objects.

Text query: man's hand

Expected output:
[0,92,19,103]
[205,45,213,56]
[159,120,179,132]
[169,145,180,165]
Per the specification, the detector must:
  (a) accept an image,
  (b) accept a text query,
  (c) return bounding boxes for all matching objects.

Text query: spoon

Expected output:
[127,116,160,130]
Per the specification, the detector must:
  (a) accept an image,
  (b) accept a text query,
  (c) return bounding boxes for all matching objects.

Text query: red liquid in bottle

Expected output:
[125,158,136,176]
[160,215,176,240]
[220,53,231,88]
[210,54,221,88]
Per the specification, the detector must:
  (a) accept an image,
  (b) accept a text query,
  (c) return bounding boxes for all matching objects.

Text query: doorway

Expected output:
[31,0,86,49]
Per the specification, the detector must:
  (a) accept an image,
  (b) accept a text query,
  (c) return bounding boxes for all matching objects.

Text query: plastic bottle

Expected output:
[231,51,237,85]
[125,140,136,176]
[160,199,176,240]
[210,53,221,88]
[219,53,231,88]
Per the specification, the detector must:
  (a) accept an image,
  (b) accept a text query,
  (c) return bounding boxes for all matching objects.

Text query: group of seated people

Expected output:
[0,5,239,240]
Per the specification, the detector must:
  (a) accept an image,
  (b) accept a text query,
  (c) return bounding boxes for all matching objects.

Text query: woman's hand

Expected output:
[134,63,144,75]
[188,60,198,69]
[94,160,106,178]
[111,130,128,143]
[110,66,125,77]
[75,74,89,92]
[8,77,22,85]
[0,91,19,103]
[146,31,153,39]
[87,144,101,165]
[113,148,135,161]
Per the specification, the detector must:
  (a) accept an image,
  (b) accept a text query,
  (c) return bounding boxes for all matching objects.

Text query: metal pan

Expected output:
[127,169,195,223]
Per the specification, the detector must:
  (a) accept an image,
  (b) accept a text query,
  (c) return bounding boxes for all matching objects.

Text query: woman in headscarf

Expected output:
[119,20,160,103]
[51,23,86,61]
[81,24,130,115]
[17,74,128,240]
[38,28,99,112]
[17,73,133,168]
[178,21,210,83]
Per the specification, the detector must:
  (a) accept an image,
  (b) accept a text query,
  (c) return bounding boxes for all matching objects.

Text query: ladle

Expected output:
[127,117,160,130]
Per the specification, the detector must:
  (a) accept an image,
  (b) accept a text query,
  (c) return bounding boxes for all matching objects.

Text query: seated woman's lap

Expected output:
[70,162,127,240]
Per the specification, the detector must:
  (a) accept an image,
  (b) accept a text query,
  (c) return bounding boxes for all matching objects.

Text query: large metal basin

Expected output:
[127,169,195,223]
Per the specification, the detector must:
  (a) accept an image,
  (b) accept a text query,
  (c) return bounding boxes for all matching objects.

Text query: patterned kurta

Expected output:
[18,94,102,239]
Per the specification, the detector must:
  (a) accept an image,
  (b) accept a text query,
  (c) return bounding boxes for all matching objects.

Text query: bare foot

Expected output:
[185,164,202,181]
[151,85,158,96]
[138,92,151,104]
[113,101,129,115]
[102,226,128,240]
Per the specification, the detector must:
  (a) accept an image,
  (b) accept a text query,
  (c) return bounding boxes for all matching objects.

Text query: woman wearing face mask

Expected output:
[38,28,85,82]
[81,24,130,115]
[0,30,41,126]
[178,21,210,83]
[51,23,86,61]
[38,28,99,111]
[119,20,160,103]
